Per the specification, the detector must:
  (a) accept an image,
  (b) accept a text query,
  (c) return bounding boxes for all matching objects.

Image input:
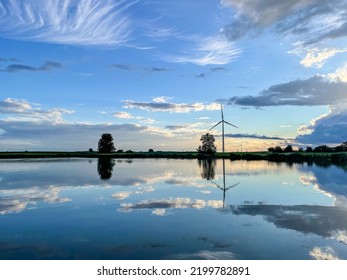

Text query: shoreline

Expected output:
[0,151,346,165]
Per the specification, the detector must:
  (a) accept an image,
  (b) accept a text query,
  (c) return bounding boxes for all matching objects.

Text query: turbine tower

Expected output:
[209,104,238,153]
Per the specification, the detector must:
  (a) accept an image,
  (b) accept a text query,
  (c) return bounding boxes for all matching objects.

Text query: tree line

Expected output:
[268,142,347,153]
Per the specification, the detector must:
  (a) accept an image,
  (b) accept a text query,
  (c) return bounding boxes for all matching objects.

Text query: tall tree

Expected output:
[98,133,115,153]
[197,133,217,154]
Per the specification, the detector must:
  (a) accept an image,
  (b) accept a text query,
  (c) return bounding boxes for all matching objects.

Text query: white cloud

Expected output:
[294,48,347,68]
[326,63,347,82]
[113,111,134,119]
[0,0,137,46]
[309,246,339,260]
[112,111,155,124]
[123,99,220,113]
[0,98,74,124]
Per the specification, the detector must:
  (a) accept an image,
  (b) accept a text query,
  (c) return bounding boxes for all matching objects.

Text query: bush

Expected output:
[148,149,154,153]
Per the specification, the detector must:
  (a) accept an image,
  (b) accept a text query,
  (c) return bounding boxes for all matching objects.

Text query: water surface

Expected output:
[0,158,346,260]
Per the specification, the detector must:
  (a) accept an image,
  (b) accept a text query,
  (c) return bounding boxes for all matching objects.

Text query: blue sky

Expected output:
[1,0,347,151]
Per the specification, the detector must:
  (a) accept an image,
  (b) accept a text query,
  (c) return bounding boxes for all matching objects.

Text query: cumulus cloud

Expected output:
[0,0,137,46]
[2,61,62,73]
[123,98,220,113]
[227,76,347,107]
[296,104,347,144]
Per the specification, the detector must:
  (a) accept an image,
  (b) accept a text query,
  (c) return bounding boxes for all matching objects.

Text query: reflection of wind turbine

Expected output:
[209,105,238,153]
[211,159,240,208]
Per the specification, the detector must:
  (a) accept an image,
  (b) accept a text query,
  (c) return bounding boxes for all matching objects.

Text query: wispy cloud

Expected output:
[123,97,220,113]
[165,35,242,65]
[2,61,62,73]
[0,0,137,46]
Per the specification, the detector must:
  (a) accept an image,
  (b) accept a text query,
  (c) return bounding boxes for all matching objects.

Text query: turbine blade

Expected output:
[221,105,224,120]
[226,182,240,190]
[224,120,238,128]
[210,180,222,190]
[209,121,222,130]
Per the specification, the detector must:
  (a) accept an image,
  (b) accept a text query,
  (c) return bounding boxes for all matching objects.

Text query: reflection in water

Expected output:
[229,204,347,239]
[97,157,115,180]
[1,158,347,260]
[198,159,216,180]
[199,159,239,207]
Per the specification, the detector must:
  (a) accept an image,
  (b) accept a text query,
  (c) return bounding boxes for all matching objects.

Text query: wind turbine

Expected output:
[209,104,238,153]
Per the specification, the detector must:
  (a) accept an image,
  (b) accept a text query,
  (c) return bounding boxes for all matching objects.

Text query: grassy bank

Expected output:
[0,151,346,164]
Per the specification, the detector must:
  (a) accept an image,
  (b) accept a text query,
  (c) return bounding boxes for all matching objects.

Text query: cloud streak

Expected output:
[165,35,241,65]
[0,0,137,46]
[2,61,62,73]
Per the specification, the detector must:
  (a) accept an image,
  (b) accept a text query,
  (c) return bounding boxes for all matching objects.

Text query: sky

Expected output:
[0,0,347,152]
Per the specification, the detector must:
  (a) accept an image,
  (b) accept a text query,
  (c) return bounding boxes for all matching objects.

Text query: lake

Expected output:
[0,158,347,260]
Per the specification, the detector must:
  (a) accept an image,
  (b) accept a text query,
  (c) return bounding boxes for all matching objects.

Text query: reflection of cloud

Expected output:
[111,192,132,200]
[169,250,235,260]
[309,247,339,260]
[0,186,71,215]
[298,165,347,208]
[152,209,167,216]
[120,197,223,213]
[330,230,347,245]
[230,204,347,239]
[111,186,155,200]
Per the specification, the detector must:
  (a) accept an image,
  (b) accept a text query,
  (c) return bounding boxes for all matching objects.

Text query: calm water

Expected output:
[0,158,347,260]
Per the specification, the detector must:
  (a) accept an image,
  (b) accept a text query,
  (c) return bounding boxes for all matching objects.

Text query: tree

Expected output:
[273,146,283,153]
[284,145,293,153]
[336,141,347,152]
[313,145,331,153]
[98,133,115,153]
[306,146,313,152]
[268,147,275,152]
[197,133,217,154]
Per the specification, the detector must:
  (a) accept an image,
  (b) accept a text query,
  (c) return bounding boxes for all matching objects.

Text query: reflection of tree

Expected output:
[198,159,216,180]
[97,157,115,180]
